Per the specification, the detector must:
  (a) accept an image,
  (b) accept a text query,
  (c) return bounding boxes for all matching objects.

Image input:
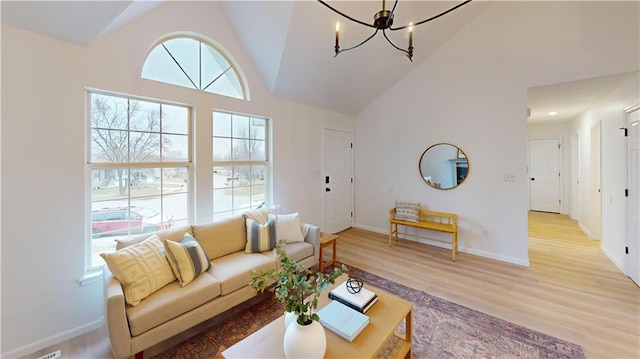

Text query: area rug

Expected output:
[152,266,585,359]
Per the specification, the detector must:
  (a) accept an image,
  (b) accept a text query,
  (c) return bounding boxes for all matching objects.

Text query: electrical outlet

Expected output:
[482,230,489,238]
[504,174,516,182]
[37,350,61,359]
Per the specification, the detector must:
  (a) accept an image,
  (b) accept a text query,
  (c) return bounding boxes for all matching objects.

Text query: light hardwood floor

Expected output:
[23,211,639,359]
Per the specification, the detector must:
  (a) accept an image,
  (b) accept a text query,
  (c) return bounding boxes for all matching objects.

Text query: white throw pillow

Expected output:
[275,213,305,243]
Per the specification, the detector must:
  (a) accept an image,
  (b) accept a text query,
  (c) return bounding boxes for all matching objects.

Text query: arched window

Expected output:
[142,35,248,100]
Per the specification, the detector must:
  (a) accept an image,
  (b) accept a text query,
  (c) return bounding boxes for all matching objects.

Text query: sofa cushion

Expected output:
[101,234,176,306]
[274,213,305,243]
[209,251,276,295]
[116,225,193,250]
[193,216,246,260]
[165,233,211,287]
[242,208,269,224]
[126,272,221,336]
[245,217,277,253]
[262,241,314,265]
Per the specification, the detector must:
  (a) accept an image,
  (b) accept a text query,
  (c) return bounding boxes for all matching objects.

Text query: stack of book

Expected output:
[328,280,378,313]
[317,300,370,342]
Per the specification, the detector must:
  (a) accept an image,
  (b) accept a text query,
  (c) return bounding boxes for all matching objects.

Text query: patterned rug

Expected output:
[152,266,585,359]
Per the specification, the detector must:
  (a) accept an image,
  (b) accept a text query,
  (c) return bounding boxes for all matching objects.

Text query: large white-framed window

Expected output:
[213,111,269,220]
[87,90,192,269]
[141,35,249,100]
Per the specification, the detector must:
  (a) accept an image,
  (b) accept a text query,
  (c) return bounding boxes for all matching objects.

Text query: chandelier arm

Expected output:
[317,0,376,28]
[382,29,409,55]
[387,0,399,26]
[389,0,472,30]
[335,29,379,57]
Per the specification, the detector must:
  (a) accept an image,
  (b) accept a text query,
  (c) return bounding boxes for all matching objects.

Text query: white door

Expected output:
[626,107,640,286]
[529,138,561,213]
[591,123,602,240]
[323,129,353,234]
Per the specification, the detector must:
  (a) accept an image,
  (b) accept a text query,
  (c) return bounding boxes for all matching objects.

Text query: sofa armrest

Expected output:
[104,269,133,359]
[303,224,321,265]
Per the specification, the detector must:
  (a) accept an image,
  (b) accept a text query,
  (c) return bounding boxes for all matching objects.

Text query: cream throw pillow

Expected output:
[275,213,305,243]
[165,233,211,287]
[243,208,269,224]
[394,201,421,222]
[101,234,176,306]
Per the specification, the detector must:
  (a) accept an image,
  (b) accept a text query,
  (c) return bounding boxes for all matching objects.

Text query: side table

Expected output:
[319,232,338,271]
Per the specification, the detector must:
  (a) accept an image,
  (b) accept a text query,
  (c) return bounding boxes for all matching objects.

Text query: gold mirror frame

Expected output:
[419,143,469,190]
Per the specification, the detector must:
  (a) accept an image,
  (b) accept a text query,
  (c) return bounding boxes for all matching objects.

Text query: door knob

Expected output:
[325,188,331,192]
[530,178,535,181]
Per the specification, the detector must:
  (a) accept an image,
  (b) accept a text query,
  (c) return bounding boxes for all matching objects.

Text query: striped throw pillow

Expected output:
[394,201,421,222]
[245,217,277,253]
[164,233,211,287]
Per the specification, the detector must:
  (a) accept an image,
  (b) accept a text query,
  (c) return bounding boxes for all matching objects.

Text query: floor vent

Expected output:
[37,350,61,359]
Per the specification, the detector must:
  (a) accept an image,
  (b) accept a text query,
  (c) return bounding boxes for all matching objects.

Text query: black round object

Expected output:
[346,276,364,294]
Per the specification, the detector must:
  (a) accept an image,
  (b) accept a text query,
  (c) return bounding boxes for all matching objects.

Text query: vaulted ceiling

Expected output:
[1,1,637,121]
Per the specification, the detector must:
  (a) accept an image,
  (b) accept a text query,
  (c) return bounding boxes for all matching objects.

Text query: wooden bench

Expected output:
[389,208,459,261]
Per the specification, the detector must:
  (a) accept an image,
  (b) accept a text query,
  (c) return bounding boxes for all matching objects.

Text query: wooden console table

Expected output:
[389,208,458,261]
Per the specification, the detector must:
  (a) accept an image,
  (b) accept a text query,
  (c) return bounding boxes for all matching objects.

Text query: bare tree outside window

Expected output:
[91,95,171,195]
[213,111,268,219]
[87,91,192,269]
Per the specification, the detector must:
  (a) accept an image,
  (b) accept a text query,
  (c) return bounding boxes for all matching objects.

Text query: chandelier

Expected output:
[318,0,472,61]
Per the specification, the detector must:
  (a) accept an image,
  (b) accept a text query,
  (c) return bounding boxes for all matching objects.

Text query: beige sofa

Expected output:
[103,214,320,359]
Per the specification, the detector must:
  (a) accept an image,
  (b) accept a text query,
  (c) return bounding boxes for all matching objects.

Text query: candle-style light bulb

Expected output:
[335,22,340,54]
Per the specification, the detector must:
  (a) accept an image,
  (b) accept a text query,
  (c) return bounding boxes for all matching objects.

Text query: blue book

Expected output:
[317,300,370,342]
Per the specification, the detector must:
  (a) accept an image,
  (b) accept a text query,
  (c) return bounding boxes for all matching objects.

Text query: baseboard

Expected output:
[578,222,591,239]
[352,223,386,235]
[352,223,530,267]
[461,247,530,267]
[601,244,625,273]
[1,317,104,359]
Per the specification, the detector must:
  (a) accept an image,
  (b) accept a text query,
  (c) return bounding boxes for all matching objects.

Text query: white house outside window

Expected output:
[87,91,192,268]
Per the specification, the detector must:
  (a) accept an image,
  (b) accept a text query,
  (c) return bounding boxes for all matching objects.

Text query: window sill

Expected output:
[79,270,103,287]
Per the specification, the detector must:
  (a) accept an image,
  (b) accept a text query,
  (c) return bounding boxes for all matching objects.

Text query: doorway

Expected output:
[528,138,561,213]
[625,106,639,286]
[590,123,602,240]
[323,129,353,234]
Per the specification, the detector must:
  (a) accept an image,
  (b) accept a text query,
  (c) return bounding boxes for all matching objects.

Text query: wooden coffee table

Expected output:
[222,274,412,359]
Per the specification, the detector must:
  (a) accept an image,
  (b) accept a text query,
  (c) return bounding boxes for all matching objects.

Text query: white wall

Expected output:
[571,73,640,271]
[353,1,638,266]
[2,1,638,356]
[0,2,354,357]
[527,122,572,214]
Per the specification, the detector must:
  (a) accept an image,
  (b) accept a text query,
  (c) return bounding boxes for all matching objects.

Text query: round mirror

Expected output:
[419,143,469,190]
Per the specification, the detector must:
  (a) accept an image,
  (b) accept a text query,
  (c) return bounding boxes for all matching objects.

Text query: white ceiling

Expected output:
[1,0,635,122]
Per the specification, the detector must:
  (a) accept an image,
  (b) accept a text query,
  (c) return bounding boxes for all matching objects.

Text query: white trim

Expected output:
[78,270,103,287]
[460,247,530,267]
[579,222,591,238]
[139,32,251,101]
[352,223,530,267]
[1,318,104,359]
[601,243,625,273]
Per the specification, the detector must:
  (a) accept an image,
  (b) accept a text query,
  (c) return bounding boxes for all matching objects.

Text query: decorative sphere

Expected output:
[346,276,364,294]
